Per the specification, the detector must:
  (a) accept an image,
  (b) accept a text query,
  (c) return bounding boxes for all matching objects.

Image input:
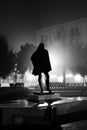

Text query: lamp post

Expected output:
[63,65,66,87]
[14,63,18,85]
[61,24,66,87]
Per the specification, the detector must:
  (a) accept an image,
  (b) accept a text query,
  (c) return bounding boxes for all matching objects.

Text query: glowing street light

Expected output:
[74,74,82,83]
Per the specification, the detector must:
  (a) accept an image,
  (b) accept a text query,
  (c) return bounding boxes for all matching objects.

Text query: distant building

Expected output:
[35,18,87,48]
[35,18,87,82]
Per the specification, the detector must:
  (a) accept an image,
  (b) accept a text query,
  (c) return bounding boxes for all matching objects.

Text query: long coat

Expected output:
[31,48,52,75]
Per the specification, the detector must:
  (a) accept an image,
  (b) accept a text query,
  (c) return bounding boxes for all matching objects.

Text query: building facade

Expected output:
[35,18,87,83]
[35,18,87,48]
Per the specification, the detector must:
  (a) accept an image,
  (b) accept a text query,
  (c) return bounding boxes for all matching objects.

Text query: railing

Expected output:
[49,82,87,97]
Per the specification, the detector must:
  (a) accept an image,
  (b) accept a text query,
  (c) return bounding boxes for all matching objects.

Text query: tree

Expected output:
[17,43,36,75]
[0,35,15,78]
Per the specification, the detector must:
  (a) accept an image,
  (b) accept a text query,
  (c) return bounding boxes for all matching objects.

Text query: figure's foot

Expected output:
[47,89,52,94]
[49,90,52,94]
[41,88,43,94]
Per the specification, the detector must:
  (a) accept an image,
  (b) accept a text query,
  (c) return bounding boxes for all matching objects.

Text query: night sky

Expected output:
[0,0,87,52]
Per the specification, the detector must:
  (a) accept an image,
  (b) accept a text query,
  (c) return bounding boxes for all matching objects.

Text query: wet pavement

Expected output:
[0,96,87,129]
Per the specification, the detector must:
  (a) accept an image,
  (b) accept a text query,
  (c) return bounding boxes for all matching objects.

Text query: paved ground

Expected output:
[62,120,87,130]
[0,87,87,129]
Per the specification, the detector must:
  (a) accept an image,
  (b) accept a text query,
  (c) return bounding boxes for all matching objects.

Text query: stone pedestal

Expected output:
[27,91,61,103]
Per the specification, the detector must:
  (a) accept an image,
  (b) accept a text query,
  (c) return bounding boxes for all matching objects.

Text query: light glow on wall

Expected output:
[23,70,84,87]
[23,69,38,87]
[58,76,63,82]
[48,43,65,76]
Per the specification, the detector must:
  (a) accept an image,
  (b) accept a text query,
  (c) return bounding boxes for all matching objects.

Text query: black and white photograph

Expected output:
[0,0,87,129]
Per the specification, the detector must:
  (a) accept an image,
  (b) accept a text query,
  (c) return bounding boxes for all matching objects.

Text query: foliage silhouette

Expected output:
[0,35,15,78]
[17,43,36,75]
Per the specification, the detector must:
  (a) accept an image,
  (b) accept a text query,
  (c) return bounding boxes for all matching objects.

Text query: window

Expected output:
[71,27,80,37]
[41,34,48,42]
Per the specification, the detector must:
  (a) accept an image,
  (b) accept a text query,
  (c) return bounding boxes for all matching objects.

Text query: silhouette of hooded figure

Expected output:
[31,43,52,93]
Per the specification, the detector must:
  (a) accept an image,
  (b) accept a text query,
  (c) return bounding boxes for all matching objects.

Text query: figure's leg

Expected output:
[38,73,43,93]
[44,72,52,93]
